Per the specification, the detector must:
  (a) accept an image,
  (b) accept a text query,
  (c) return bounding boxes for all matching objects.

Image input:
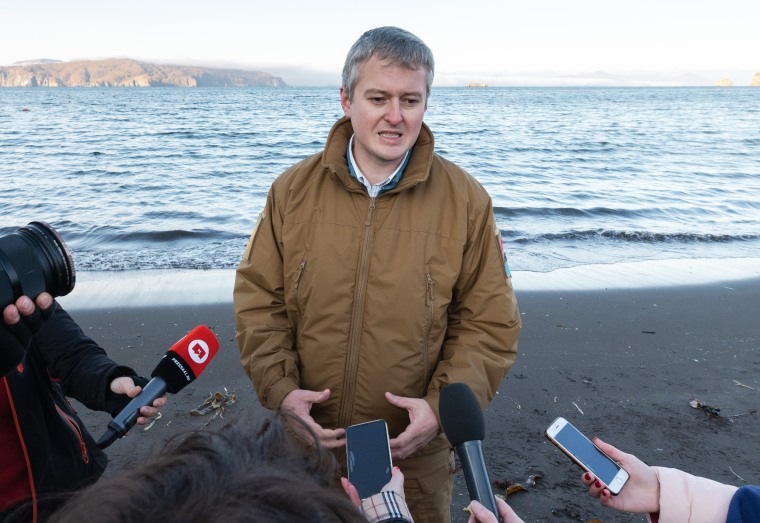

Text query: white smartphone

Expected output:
[545,416,629,495]
[346,419,393,499]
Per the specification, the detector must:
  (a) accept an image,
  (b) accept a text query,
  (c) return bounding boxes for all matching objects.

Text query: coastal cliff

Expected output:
[0,59,288,87]
[751,72,760,86]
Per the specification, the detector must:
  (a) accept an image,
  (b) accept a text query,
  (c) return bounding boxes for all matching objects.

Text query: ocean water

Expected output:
[1,87,758,276]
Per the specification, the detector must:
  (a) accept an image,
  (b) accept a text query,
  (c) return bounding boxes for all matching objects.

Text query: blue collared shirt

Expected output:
[346,135,411,197]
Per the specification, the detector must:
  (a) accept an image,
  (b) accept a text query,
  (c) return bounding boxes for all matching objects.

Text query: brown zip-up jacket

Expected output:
[234,117,521,439]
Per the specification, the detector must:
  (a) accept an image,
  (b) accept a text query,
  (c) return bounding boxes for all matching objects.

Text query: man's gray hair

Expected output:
[341,26,434,101]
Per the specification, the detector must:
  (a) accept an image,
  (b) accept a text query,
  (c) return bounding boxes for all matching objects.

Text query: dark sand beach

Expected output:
[68,276,760,522]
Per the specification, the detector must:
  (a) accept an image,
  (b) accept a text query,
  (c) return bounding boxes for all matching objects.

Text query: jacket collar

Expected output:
[322,116,435,194]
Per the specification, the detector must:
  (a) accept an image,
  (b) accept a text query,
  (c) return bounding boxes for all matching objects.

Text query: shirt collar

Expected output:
[346,135,411,197]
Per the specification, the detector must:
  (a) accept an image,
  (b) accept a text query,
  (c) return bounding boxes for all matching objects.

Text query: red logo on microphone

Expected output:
[187,339,210,364]
[174,325,219,378]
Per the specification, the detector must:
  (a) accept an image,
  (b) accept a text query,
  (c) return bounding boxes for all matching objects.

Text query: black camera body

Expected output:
[0,222,76,309]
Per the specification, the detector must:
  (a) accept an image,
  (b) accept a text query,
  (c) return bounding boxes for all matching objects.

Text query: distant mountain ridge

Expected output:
[0,58,288,87]
[11,58,63,66]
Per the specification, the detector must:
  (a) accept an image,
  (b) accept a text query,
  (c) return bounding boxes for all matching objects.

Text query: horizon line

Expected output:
[3,57,758,88]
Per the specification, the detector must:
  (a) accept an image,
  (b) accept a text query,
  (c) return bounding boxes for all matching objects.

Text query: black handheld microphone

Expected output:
[440,382,500,520]
[97,325,220,449]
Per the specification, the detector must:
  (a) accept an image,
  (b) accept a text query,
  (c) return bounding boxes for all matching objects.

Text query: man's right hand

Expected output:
[280,388,346,448]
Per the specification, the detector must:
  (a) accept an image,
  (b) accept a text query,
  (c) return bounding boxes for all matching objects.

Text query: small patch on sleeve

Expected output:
[496,226,512,279]
[243,212,264,262]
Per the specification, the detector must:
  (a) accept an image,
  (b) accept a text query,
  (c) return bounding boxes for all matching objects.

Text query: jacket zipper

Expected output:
[55,405,90,464]
[339,197,376,427]
[423,272,434,394]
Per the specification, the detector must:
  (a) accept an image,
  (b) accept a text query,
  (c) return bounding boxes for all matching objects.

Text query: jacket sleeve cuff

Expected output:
[103,371,148,417]
[653,466,737,522]
[423,390,443,433]
[93,365,138,411]
[361,491,413,523]
[266,377,300,410]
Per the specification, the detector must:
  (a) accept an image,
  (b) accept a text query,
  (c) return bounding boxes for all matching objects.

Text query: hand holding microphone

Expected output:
[97,325,220,449]
[108,376,165,423]
[440,382,501,521]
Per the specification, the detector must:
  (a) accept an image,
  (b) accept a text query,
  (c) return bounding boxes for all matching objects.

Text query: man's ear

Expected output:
[340,87,351,118]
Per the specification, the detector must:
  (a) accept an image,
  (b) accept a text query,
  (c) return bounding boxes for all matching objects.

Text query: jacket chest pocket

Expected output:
[286,260,308,325]
[55,405,90,464]
[423,271,435,390]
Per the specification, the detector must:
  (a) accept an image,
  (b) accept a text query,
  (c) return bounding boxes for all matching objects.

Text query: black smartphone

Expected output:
[346,419,392,499]
[545,416,629,495]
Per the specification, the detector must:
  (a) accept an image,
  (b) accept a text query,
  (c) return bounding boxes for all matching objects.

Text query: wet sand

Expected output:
[67,275,760,522]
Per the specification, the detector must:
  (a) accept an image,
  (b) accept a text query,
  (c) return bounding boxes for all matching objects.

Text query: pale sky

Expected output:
[2,0,758,86]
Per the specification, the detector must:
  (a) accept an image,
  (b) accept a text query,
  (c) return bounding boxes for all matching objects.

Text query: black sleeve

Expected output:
[30,302,138,412]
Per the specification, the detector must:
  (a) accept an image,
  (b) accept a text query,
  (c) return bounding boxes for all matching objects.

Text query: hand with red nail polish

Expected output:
[579,437,659,514]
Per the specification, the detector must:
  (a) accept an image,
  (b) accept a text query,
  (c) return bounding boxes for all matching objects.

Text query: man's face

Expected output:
[340,56,428,179]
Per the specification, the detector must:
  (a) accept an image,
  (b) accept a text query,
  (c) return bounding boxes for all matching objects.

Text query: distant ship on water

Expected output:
[466,82,488,87]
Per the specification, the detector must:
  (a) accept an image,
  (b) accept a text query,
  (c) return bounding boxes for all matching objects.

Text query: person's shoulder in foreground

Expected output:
[727,485,760,522]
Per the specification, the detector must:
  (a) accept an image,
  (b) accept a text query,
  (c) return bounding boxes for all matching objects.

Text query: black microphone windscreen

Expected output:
[151,353,195,394]
[439,382,485,445]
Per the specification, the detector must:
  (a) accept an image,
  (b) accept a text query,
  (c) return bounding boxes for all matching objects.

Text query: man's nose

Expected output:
[384,99,402,124]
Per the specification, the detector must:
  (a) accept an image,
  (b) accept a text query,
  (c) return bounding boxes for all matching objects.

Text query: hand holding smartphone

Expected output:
[545,417,629,495]
[346,419,393,499]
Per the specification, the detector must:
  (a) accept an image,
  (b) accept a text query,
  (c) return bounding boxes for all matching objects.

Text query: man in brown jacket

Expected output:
[234,26,521,522]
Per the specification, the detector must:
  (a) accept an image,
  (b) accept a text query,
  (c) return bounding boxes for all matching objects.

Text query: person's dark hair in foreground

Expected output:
[45,412,419,523]
[45,412,365,523]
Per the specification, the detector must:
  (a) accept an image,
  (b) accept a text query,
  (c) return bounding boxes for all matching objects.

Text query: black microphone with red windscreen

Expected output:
[440,382,500,520]
[96,325,219,449]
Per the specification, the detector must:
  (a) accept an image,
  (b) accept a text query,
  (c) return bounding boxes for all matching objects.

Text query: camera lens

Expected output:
[0,221,76,309]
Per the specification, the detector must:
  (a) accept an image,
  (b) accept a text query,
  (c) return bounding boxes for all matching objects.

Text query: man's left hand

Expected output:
[385,392,439,459]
